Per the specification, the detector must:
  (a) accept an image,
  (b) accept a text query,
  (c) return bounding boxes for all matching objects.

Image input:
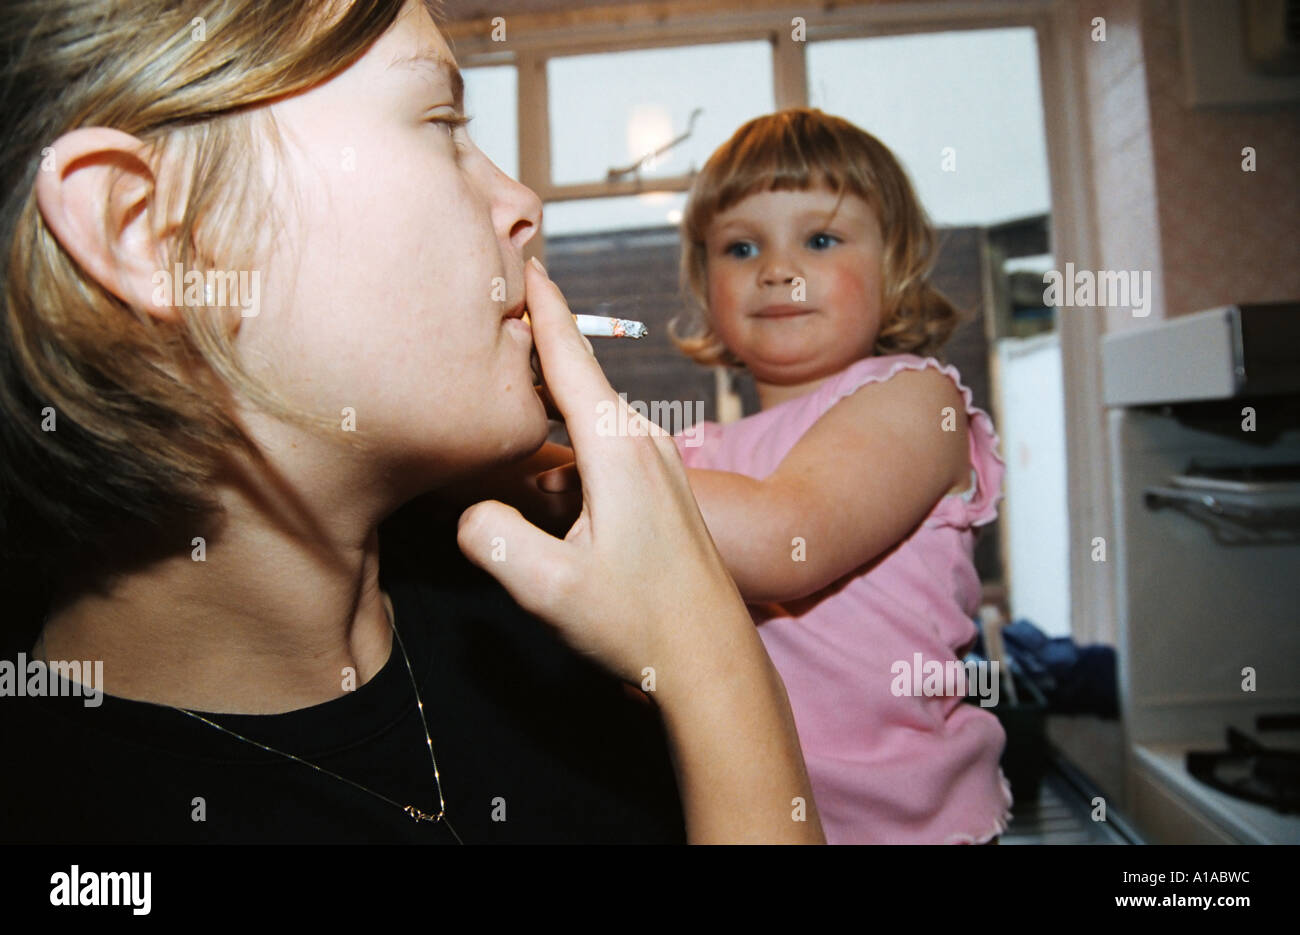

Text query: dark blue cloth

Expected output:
[970,619,1118,718]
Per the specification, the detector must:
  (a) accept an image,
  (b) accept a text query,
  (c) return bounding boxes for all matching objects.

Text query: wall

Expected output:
[1077,0,1300,336]
[1143,0,1300,321]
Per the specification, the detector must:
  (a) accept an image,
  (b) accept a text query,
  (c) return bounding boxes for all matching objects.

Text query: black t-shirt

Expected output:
[0,504,687,843]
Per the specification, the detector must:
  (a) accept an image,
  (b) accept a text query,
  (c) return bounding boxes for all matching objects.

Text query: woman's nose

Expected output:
[488,162,542,252]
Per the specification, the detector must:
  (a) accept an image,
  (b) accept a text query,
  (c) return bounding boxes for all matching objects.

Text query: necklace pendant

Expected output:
[404,805,443,823]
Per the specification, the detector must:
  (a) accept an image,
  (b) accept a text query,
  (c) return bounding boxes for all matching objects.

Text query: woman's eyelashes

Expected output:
[426,112,473,155]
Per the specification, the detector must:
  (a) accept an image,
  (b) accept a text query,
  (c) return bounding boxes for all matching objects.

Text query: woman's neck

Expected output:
[35,453,396,715]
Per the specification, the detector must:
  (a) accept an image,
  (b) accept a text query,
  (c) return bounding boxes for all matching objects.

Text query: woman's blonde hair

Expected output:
[672,108,962,368]
[0,0,432,609]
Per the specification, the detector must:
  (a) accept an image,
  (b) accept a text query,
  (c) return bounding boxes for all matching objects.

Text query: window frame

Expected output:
[451,3,1055,214]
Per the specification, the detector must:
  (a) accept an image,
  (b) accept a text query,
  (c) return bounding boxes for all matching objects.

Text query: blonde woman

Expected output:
[0,0,821,844]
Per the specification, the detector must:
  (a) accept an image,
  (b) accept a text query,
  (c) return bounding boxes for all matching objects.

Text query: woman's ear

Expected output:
[34,127,179,321]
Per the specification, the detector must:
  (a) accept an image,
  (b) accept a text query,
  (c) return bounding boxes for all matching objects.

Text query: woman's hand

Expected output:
[456,258,823,843]
[457,258,741,681]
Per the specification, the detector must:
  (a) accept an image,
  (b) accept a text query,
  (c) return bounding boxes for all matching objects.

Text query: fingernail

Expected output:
[529,256,548,277]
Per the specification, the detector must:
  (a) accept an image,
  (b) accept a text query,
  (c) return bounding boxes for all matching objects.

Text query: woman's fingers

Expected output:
[456,499,573,617]
[462,261,731,682]
[525,260,621,457]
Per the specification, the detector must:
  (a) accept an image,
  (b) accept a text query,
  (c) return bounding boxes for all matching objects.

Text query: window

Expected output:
[808,28,1050,227]
[543,192,686,237]
[548,42,774,187]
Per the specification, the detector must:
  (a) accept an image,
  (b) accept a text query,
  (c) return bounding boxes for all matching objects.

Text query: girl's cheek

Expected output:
[824,266,865,308]
[706,268,733,316]
[836,255,884,308]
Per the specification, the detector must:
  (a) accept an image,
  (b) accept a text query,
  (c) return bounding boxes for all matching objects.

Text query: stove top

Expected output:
[1187,715,1300,814]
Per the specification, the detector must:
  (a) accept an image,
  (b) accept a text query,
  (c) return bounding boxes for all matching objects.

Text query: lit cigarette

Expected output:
[574,314,648,339]
[520,312,648,339]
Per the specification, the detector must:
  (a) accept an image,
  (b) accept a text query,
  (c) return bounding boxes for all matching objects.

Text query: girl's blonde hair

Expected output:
[672,108,962,368]
[0,0,432,609]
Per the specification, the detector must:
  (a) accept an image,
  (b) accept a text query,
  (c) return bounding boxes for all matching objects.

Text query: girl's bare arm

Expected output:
[685,369,973,604]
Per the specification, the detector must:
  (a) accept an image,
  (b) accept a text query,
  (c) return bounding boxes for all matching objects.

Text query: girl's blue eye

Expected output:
[725,242,756,259]
[808,232,839,250]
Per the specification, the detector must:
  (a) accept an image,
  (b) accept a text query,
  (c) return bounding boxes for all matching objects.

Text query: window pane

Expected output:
[808,28,1050,226]
[462,65,518,180]
[548,43,773,186]
[544,192,687,237]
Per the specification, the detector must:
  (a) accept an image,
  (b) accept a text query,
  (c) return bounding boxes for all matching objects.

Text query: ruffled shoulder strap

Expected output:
[817,354,1005,528]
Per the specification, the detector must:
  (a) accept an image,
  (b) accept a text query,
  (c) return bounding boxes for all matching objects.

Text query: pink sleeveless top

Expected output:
[674,354,1013,843]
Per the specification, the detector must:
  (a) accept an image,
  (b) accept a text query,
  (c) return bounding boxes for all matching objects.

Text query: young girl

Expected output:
[670,109,1013,844]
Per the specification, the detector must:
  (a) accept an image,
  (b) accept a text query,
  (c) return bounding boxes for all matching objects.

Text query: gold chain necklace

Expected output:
[37,595,464,843]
